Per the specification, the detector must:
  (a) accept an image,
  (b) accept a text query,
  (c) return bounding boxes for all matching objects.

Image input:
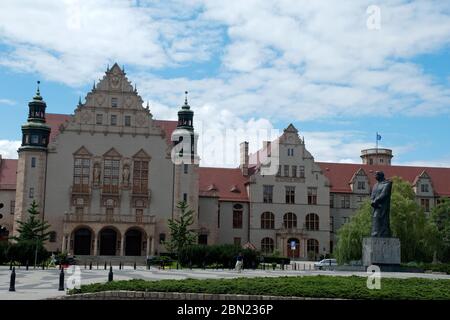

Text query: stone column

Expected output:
[67,233,72,255]
[146,237,150,256]
[120,237,124,256]
[93,233,98,256]
[150,237,155,255]
[61,234,66,253]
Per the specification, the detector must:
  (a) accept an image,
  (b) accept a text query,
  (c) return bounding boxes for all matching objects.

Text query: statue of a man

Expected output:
[122,165,130,186]
[370,171,393,237]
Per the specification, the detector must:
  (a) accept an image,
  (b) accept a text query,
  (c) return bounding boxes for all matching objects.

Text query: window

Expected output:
[343,216,350,224]
[299,166,305,178]
[307,239,319,255]
[369,158,373,165]
[283,212,297,229]
[263,185,273,203]
[233,210,243,229]
[73,158,90,192]
[110,115,117,126]
[103,159,120,193]
[307,188,317,205]
[305,213,319,231]
[341,195,350,208]
[357,181,366,190]
[31,135,39,144]
[261,212,274,229]
[96,114,103,125]
[421,198,430,212]
[357,196,364,202]
[124,115,131,127]
[111,97,118,107]
[184,164,188,174]
[133,160,148,194]
[159,233,166,244]
[31,157,36,168]
[421,184,429,193]
[233,237,241,246]
[330,216,334,233]
[49,232,57,243]
[287,148,294,156]
[292,165,297,177]
[198,235,208,245]
[285,186,295,204]
[29,187,34,199]
[277,165,281,176]
[75,207,84,215]
[261,237,274,254]
[380,158,384,163]
[284,165,289,177]
[330,194,334,208]
[10,200,15,214]
[183,193,188,202]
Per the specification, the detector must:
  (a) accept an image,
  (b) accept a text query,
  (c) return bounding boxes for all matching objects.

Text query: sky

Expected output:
[0,0,449,168]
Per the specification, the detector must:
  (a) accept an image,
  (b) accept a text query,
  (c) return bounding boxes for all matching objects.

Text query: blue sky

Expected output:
[0,0,449,167]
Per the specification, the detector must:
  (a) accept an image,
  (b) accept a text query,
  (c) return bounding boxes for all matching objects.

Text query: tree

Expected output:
[335,177,440,264]
[165,201,197,261]
[430,197,450,262]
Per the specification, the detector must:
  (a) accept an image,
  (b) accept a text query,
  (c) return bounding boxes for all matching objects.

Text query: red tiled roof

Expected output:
[0,158,17,190]
[154,120,177,145]
[318,162,450,196]
[46,113,72,143]
[199,167,249,201]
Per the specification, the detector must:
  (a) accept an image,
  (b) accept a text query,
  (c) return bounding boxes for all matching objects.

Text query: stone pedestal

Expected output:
[362,237,400,269]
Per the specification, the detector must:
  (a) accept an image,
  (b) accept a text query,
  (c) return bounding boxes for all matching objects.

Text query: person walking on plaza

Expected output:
[235,252,244,273]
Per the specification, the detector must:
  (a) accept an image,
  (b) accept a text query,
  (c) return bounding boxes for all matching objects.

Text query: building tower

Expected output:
[360,148,393,166]
[13,82,51,236]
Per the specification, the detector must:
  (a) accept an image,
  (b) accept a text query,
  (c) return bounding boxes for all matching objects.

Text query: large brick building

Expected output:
[1,64,449,260]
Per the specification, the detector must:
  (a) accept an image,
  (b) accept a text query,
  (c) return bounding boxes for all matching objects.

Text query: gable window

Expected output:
[421,184,429,193]
[111,97,118,107]
[285,186,295,204]
[96,114,103,125]
[103,159,120,193]
[233,210,243,229]
[357,181,366,190]
[133,160,148,194]
[263,185,273,203]
[299,166,305,178]
[124,115,131,127]
[307,187,317,205]
[110,115,117,126]
[73,158,90,193]
[288,148,294,156]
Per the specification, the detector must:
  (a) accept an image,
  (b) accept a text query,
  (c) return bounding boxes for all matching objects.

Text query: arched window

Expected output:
[307,239,319,254]
[283,212,297,229]
[49,231,57,243]
[305,213,319,231]
[261,212,274,229]
[261,237,274,254]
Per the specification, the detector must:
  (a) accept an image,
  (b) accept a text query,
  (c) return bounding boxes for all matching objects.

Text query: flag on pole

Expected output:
[376,133,382,141]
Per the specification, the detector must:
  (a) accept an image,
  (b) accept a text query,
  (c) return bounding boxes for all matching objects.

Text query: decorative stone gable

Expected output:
[279,123,303,145]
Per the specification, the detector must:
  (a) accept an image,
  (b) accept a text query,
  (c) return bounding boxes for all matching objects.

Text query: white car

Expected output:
[314,259,337,270]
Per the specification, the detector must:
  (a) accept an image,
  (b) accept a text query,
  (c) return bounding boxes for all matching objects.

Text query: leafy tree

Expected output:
[11,200,51,243]
[165,201,197,261]
[430,197,450,262]
[335,177,440,264]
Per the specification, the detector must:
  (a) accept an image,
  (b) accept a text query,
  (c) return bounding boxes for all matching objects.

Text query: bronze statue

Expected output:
[370,171,392,237]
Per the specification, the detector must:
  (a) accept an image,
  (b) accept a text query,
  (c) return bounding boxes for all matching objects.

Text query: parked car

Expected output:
[314,259,337,270]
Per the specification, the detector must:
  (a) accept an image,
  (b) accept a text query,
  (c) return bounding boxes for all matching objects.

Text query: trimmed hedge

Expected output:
[178,244,259,269]
[70,275,450,300]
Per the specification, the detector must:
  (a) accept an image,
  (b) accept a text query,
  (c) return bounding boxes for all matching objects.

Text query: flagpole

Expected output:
[376,132,378,159]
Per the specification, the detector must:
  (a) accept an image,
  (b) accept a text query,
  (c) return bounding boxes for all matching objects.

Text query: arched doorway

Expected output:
[287,238,300,258]
[99,228,117,256]
[125,228,143,256]
[73,228,92,255]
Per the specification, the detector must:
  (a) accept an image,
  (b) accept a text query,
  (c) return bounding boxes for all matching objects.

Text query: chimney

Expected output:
[240,141,249,176]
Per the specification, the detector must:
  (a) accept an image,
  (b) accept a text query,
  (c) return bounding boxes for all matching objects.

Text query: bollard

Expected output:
[134,262,136,270]
[89,262,92,270]
[108,266,113,282]
[176,262,179,270]
[303,264,305,271]
[9,267,16,292]
[58,268,65,291]
[84,262,87,269]
[26,260,29,271]
[9,261,12,270]
[42,262,45,270]
[97,262,99,270]
[104,262,107,270]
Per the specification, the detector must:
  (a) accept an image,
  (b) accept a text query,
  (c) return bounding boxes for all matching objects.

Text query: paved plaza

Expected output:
[0,264,449,300]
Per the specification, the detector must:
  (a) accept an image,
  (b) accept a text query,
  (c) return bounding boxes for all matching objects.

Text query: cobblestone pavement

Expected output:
[1,265,449,300]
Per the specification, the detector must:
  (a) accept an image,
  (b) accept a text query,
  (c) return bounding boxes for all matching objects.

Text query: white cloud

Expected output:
[0,140,21,159]
[0,99,16,106]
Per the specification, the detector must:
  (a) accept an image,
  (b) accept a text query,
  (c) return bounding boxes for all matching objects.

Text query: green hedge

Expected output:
[70,276,450,300]
[259,256,290,265]
[402,262,450,274]
[178,244,259,269]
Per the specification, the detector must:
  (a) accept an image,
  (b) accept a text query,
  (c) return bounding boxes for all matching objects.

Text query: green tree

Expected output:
[430,197,450,262]
[335,177,440,264]
[11,200,51,243]
[165,201,197,261]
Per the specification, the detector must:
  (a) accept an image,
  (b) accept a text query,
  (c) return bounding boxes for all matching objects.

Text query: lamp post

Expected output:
[34,236,38,269]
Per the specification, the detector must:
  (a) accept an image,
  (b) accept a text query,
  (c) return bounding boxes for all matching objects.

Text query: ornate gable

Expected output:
[279,123,303,145]
[132,149,151,160]
[103,147,122,158]
[73,146,92,156]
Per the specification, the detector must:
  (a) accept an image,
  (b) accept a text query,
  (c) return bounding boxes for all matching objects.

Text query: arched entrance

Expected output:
[125,228,143,256]
[287,238,300,258]
[73,228,92,255]
[99,228,117,256]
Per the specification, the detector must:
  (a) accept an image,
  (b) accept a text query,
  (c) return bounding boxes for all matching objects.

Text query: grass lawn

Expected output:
[70,275,450,300]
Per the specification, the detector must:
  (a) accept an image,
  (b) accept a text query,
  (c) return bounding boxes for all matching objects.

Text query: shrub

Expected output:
[5,240,50,265]
[0,241,8,265]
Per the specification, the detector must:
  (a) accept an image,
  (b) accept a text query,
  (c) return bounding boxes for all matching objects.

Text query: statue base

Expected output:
[362,237,401,270]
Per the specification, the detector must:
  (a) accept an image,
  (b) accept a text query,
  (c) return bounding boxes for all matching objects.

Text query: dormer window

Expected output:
[421,184,429,193]
[357,181,366,190]
[111,97,118,107]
